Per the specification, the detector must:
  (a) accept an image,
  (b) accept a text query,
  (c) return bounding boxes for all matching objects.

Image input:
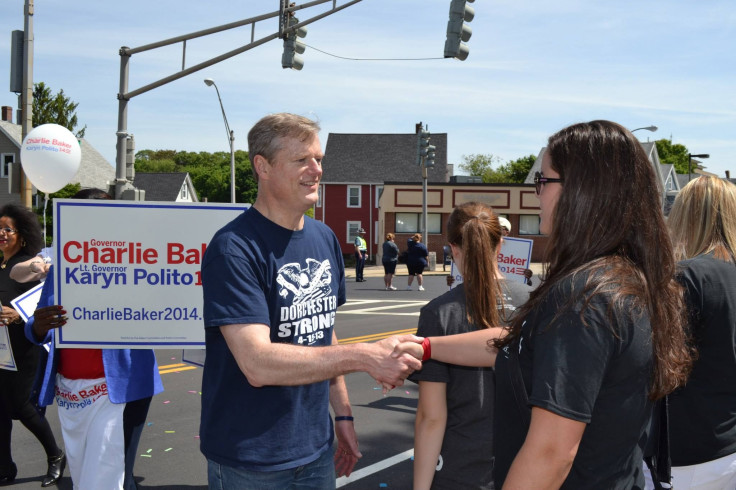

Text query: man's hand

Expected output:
[31,305,67,342]
[334,419,361,477]
[366,334,422,387]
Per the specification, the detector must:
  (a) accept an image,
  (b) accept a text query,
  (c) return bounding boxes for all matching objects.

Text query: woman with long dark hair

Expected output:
[0,203,65,486]
[395,121,693,488]
[660,176,736,489]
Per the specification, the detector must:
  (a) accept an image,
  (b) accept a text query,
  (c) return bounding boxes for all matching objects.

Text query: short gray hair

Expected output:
[248,113,320,180]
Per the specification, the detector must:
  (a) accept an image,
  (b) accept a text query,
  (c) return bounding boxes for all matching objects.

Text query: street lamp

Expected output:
[688,153,710,182]
[203,78,236,203]
[631,125,658,133]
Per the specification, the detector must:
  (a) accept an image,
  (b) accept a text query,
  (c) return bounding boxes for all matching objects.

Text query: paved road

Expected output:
[7,267,459,489]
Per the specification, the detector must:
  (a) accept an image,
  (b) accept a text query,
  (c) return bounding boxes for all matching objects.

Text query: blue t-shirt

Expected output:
[200,207,346,471]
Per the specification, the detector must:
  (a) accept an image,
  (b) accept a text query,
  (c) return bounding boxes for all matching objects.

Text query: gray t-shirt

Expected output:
[409,280,530,489]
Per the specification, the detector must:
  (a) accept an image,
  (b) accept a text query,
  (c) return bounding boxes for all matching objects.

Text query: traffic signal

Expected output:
[444,0,475,61]
[282,16,307,70]
[417,128,431,166]
[425,144,436,168]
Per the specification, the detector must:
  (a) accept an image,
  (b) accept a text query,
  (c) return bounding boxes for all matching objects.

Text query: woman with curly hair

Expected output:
[395,121,693,488]
[0,203,65,486]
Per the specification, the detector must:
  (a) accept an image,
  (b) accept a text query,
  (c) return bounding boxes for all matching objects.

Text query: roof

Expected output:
[0,119,114,191]
[321,133,449,184]
[133,172,197,201]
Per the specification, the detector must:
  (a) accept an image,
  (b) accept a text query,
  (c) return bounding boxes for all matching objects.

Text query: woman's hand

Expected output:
[0,306,21,326]
[392,338,425,361]
[31,305,67,342]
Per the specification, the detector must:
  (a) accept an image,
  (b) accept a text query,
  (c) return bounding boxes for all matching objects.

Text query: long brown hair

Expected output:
[447,202,503,330]
[496,120,692,399]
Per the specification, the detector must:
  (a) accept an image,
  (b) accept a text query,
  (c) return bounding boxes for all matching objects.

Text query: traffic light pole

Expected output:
[114,0,362,199]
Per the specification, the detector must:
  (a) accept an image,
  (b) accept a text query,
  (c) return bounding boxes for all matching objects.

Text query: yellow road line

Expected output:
[158,363,199,374]
[338,328,417,344]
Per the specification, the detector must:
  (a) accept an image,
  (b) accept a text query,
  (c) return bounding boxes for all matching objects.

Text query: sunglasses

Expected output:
[534,171,563,195]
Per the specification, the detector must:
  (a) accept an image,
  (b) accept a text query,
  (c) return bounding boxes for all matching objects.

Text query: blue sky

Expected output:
[1,1,734,177]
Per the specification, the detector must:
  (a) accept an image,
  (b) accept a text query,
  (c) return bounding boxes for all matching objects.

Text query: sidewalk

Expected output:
[346,263,544,279]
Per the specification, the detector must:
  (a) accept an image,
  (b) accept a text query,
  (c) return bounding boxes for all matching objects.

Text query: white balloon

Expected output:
[20,124,82,194]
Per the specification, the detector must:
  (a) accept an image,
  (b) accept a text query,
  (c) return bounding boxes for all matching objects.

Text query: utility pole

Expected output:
[20,0,34,208]
[416,123,436,240]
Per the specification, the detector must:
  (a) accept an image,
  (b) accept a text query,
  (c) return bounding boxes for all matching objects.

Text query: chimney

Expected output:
[1,106,11,123]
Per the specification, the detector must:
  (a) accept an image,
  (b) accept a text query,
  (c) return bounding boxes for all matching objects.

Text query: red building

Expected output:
[315,132,450,261]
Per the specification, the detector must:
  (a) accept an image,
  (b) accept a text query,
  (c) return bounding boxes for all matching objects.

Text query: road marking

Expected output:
[158,363,198,374]
[336,449,414,488]
[338,328,417,344]
[340,299,427,316]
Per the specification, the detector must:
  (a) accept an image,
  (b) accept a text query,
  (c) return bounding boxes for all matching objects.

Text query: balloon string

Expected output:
[43,196,49,248]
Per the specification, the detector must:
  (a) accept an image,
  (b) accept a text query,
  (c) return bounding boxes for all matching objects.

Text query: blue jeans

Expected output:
[207,447,336,490]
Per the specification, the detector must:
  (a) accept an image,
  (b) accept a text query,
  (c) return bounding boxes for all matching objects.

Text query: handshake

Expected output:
[365,334,427,393]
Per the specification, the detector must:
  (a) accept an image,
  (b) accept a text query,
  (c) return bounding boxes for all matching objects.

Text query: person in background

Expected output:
[656,175,736,489]
[0,203,64,488]
[394,120,693,488]
[382,233,399,290]
[354,228,368,282]
[523,269,533,287]
[498,217,511,237]
[410,202,530,490]
[406,233,429,291]
[25,189,163,490]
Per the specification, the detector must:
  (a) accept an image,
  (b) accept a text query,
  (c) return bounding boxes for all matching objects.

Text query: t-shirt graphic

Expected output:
[276,258,338,345]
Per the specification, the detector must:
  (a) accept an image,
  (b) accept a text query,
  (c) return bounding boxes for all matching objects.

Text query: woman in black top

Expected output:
[664,176,736,489]
[395,121,692,489]
[0,204,65,486]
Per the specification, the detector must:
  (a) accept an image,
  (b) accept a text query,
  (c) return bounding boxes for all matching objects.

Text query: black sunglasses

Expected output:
[534,171,563,195]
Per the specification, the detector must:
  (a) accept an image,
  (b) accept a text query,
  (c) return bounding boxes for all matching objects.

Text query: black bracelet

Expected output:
[334,416,354,422]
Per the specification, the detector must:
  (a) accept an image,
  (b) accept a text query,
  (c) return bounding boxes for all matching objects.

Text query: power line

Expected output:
[304,43,444,61]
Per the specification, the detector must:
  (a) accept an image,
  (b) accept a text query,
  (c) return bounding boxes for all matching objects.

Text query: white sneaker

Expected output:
[406,286,412,291]
[418,286,425,291]
[388,286,397,291]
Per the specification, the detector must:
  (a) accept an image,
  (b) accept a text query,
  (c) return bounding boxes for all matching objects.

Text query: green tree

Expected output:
[459,153,536,184]
[135,149,257,203]
[655,139,691,174]
[459,154,499,181]
[37,183,82,245]
[32,82,86,138]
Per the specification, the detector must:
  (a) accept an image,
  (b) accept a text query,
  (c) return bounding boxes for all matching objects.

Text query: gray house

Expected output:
[132,172,199,202]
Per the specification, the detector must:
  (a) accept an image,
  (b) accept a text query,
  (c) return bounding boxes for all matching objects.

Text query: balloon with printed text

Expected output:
[20,124,82,193]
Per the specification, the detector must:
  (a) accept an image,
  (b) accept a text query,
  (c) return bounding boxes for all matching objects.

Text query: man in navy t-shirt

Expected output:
[200,113,421,489]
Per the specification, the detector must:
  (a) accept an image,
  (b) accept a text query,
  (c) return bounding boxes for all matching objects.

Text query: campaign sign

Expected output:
[497,237,533,284]
[11,282,45,323]
[449,236,534,288]
[54,200,248,349]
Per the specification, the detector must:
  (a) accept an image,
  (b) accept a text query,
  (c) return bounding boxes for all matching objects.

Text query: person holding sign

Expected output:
[0,204,64,487]
[200,113,421,489]
[409,202,530,489]
[25,189,163,490]
[393,121,693,488]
